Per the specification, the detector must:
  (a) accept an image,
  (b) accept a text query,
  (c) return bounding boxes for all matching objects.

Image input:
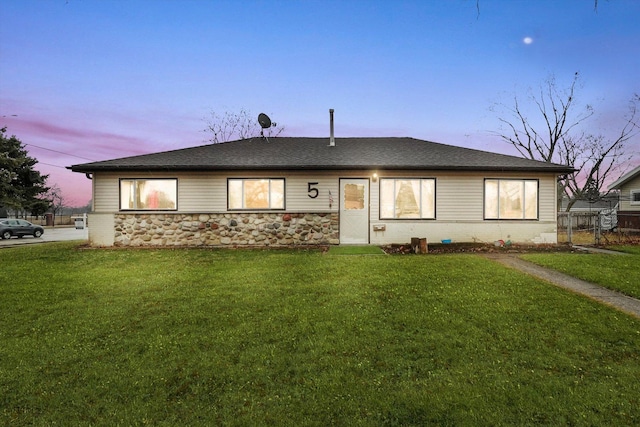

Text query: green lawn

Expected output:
[328,245,385,255]
[611,245,640,256]
[521,247,640,299]
[1,243,639,425]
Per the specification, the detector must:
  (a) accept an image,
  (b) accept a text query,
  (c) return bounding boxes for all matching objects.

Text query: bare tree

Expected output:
[46,184,65,226]
[204,108,285,144]
[493,73,639,211]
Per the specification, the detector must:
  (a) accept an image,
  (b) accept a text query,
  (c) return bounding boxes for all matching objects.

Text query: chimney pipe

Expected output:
[329,108,335,147]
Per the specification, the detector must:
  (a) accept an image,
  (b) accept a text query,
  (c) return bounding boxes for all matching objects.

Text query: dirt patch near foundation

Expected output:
[381,242,579,255]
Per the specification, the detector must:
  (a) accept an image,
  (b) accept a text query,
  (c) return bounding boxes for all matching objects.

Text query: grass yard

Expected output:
[328,245,385,255]
[521,246,640,299]
[611,245,640,256]
[1,243,640,425]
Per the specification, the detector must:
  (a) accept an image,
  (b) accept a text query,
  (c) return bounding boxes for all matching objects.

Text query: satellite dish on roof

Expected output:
[258,113,272,129]
[258,113,276,142]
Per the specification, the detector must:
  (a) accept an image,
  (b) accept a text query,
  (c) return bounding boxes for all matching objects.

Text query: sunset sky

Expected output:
[1,0,639,207]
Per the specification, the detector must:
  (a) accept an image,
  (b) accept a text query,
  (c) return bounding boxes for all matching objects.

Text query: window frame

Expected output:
[227,178,286,211]
[379,177,436,220]
[484,178,539,220]
[119,178,178,211]
[630,189,640,206]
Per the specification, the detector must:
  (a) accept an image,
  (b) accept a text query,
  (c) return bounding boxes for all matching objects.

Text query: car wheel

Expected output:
[1,231,11,240]
[34,230,43,238]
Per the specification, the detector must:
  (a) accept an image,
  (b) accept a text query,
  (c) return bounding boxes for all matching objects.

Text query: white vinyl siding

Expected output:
[93,173,120,212]
[537,176,557,221]
[180,175,223,211]
[436,174,483,221]
[284,174,340,212]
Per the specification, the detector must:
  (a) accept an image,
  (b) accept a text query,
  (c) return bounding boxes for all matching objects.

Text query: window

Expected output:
[120,179,177,210]
[380,178,435,219]
[631,190,640,205]
[344,183,365,210]
[228,178,285,210]
[485,179,538,219]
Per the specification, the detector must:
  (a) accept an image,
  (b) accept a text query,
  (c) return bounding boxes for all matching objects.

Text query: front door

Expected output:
[339,178,369,244]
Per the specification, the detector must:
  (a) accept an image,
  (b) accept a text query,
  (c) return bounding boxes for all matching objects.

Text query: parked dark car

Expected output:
[0,219,44,239]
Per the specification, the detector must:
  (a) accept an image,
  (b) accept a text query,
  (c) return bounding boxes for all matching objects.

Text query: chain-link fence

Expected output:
[558,211,640,245]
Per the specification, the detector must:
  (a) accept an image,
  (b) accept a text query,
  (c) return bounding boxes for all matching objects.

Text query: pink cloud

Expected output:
[12,117,156,160]
[1,114,169,206]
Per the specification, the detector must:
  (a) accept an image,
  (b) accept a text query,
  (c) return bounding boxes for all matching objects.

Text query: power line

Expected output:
[25,143,97,162]
[38,162,69,170]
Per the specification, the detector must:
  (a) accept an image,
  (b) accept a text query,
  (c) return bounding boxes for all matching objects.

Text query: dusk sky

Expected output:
[1,0,639,207]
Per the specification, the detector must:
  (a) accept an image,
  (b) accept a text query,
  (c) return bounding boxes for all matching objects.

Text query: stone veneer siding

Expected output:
[114,213,340,247]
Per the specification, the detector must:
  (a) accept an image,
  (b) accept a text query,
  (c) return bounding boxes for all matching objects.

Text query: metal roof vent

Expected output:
[329,108,335,147]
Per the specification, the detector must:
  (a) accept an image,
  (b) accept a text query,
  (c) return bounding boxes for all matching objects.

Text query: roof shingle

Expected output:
[68,137,574,173]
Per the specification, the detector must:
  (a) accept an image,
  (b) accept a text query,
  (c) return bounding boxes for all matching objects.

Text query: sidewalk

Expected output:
[571,245,632,255]
[484,253,640,319]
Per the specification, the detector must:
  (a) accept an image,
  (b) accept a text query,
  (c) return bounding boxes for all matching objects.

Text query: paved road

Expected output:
[0,227,88,248]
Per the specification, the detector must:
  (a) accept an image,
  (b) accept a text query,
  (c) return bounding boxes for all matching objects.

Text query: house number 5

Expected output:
[307,182,319,199]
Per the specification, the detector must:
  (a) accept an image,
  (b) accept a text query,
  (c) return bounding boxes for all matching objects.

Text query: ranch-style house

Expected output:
[69,135,574,247]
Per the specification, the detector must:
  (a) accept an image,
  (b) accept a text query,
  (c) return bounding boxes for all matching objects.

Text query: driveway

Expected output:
[0,227,88,248]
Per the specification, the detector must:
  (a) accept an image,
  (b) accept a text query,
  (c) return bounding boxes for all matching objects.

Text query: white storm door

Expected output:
[339,178,369,244]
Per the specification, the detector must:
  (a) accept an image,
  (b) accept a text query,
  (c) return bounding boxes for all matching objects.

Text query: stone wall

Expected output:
[114,213,340,247]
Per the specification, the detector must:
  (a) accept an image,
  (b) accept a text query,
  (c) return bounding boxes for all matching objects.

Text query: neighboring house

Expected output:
[560,194,619,213]
[609,165,640,231]
[559,194,619,232]
[68,137,574,247]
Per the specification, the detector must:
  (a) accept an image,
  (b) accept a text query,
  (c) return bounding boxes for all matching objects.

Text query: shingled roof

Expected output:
[68,137,574,174]
[609,165,640,189]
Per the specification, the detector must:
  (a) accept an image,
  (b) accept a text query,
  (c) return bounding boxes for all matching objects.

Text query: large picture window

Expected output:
[485,179,538,220]
[380,178,435,219]
[228,178,285,210]
[120,179,177,210]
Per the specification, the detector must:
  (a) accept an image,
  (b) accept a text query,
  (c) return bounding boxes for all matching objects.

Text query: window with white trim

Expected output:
[485,179,538,219]
[631,189,640,205]
[380,178,435,219]
[228,178,285,210]
[120,179,177,210]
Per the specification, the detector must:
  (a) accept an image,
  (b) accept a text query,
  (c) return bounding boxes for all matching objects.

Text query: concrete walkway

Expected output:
[485,253,640,319]
[571,245,632,255]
